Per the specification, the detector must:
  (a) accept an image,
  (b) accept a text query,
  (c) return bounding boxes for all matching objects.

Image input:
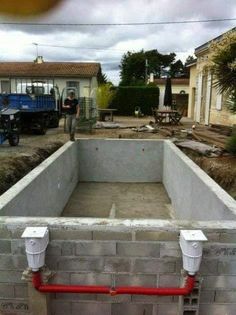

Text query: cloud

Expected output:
[0,0,235,84]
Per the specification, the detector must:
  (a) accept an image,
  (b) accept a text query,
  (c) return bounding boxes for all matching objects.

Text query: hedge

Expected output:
[110,86,159,115]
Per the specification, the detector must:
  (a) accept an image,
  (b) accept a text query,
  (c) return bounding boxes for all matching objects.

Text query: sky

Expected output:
[0,0,235,84]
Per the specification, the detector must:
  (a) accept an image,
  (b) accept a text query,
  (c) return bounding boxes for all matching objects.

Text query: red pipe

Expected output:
[32,271,195,296]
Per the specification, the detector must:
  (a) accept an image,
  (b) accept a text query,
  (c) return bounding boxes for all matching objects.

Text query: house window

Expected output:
[1,80,10,93]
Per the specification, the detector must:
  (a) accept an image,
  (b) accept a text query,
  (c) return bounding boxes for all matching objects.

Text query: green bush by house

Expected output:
[110,86,159,115]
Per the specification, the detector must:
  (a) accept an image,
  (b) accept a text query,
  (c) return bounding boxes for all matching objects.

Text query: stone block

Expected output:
[0,271,24,283]
[117,242,160,257]
[218,261,236,274]
[0,240,11,254]
[159,275,180,287]
[93,231,132,241]
[50,229,92,240]
[135,231,178,241]
[199,290,215,303]
[131,295,173,303]
[0,284,14,298]
[199,303,236,315]
[133,258,175,273]
[75,241,116,256]
[61,242,75,256]
[111,303,153,315]
[104,257,132,273]
[202,276,236,289]
[11,240,25,255]
[160,242,181,258]
[71,272,111,286]
[0,255,27,270]
[115,274,157,287]
[14,285,28,298]
[46,242,62,256]
[215,290,236,303]
[72,302,111,315]
[51,300,71,315]
[156,304,178,314]
[58,257,104,272]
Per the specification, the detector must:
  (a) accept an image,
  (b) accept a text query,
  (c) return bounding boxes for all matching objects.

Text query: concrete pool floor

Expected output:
[62,182,172,219]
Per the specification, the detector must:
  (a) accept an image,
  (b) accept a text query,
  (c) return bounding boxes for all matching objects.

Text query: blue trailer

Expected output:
[0,80,60,134]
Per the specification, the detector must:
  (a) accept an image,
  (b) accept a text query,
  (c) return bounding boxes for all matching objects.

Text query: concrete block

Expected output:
[51,300,71,315]
[104,257,132,273]
[61,242,75,256]
[159,275,180,287]
[202,276,236,289]
[71,273,111,286]
[160,242,181,258]
[58,257,104,272]
[11,239,25,255]
[0,226,11,239]
[218,261,236,274]
[199,259,218,275]
[0,271,24,283]
[156,304,178,314]
[55,293,97,301]
[111,303,153,315]
[117,242,160,257]
[93,231,132,241]
[115,274,157,287]
[46,242,62,256]
[0,284,14,298]
[215,290,236,303]
[0,255,27,270]
[135,231,178,241]
[199,304,236,315]
[203,245,236,257]
[97,295,131,303]
[0,299,29,314]
[131,294,173,303]
[72,302,111,315]
[0,239,11,253]
[204,232,220,242]
[199,290,215,303]
[133,258,176,273]
[219,232,236,243]
[50,229,92,240]
[52,272,70,284]
[75,241,116,256]
[14,285,28,298]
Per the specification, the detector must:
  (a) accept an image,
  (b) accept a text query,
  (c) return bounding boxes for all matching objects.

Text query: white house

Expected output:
[0,59,101,99]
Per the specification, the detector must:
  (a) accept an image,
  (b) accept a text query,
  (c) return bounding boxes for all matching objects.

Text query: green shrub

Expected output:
[226,135,236,155]
[110,86,159,115]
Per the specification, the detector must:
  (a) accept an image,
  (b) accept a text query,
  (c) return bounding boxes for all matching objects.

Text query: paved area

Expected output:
[62,182,172,219]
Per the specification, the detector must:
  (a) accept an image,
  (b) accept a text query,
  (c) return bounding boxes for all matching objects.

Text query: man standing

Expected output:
[63,90,80,141]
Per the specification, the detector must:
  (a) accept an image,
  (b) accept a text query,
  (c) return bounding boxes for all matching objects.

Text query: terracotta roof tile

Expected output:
[0,62,100,77]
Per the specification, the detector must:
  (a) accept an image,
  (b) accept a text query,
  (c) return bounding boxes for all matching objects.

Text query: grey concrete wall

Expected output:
[1,218,236,315]
[163,141,236,220]
[77,139,163,182]
[0,142,79,217]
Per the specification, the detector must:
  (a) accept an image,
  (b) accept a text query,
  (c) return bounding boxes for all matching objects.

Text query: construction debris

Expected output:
[192,130,227,149]
[176,140,222,157]
[208,124,232,136]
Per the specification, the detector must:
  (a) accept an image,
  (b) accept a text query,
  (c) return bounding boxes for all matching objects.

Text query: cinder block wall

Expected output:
[1,218,236,315]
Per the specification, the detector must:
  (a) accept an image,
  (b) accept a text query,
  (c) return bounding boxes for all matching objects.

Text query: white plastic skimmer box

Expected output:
[0,138,236,220]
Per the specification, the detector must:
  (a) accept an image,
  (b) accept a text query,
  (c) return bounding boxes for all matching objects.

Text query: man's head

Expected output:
[68,90,75,98]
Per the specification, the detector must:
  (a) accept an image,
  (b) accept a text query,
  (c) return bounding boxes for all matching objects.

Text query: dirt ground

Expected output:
[0,115,235,199]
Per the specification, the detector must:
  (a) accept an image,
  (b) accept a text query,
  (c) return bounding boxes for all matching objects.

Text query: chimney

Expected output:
[34,56,44,64]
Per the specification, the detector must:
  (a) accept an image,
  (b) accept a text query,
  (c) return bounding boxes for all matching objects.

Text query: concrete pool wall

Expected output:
[0,139,236,220]
[1,139,236,314]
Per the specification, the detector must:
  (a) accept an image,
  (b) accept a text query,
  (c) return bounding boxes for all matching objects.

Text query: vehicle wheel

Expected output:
[8,133,19,146]
[38,124,47,135]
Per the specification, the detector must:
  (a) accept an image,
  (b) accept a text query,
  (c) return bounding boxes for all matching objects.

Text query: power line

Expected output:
[1,18,236,26]
[33,43,193,54]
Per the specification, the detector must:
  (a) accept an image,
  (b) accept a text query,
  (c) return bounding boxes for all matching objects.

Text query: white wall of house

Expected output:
[157,84,189,109]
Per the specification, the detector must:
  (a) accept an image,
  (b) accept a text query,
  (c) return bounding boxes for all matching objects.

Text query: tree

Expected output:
[96,83,115,109]
[119,49,186,86]
[97,67,108,84]
[209,29,236,97]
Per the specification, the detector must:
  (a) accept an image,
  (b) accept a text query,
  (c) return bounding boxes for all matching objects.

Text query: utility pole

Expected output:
[145,59,148,84]
[33,42,39,59]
